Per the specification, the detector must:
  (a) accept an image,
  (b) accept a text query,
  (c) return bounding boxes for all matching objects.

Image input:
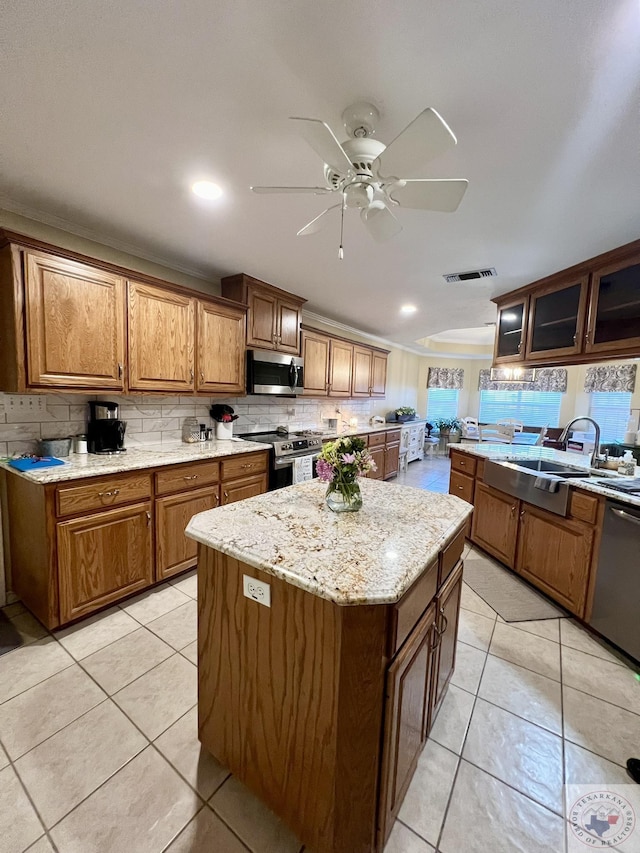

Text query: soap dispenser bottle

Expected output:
[618,450,636,477]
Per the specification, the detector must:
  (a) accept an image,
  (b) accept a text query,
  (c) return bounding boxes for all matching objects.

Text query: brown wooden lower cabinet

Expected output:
[471,481,519,567]
[368,446,385,480]
[221,473,268,505]
[156,486,219,579]
[384,440,400,479]
[515,505,594,615]
[431,561,463,719]
[379,602,437,843]
[3,450,270,628]
[57,502,154,623]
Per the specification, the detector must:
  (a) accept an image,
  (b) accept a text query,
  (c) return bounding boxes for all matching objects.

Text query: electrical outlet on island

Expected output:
[243,575,271,608]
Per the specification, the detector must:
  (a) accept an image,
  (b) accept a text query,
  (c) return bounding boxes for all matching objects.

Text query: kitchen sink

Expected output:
[483,458,592,516]
[513,459,591,478]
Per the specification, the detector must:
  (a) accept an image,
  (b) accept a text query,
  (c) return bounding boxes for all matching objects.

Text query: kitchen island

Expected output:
[186,478,472,853]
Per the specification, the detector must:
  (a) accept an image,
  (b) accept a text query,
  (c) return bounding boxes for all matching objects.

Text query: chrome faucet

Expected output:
[558,417,601,467]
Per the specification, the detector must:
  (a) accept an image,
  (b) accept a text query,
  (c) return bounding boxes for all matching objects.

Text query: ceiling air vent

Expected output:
[443,268,497,283]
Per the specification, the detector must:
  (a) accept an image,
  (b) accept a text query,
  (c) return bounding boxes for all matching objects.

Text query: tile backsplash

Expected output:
[0,392,375,455]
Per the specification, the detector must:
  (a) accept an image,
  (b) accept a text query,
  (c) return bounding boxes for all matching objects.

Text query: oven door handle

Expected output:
[289,360,299,389]
[273,452,320,469]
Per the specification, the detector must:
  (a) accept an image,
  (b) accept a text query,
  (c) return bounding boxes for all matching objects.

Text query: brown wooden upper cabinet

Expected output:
[328,339,353,397]
[525,275,589,361]
[196,300,246,394]
[492,238,640,367]
[221,274,306,355]
[301,329,330,395]
[24,250,126,389]
[371,350,388,397]
[128,281,196,392]
[586,252,640,355]
[493,297,528,364]
[351,346,373,396]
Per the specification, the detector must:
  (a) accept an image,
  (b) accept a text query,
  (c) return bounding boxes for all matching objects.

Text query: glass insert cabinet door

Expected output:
[494,299,527,362]
[586,256,640,353]
[526,276,589,359]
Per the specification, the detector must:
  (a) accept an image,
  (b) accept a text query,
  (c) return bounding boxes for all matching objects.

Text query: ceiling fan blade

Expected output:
[375,108,457,180]
[251,185,332,194]
[289,117,353,174]
[296,204,341,237]
[388,178,469,212]
[360,202,403,242]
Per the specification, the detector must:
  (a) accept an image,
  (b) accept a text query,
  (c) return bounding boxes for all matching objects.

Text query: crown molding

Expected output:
[0,195,213,282]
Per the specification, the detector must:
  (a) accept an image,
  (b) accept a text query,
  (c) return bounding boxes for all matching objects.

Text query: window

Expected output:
[589,392,632,443]
[478,390,562,427]
[427,389,459,422]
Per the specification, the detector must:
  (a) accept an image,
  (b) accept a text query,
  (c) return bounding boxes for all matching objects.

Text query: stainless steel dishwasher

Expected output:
[589,498,640,661]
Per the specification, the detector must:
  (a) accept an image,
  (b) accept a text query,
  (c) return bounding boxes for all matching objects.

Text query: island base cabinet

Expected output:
[471,482,519,567]
[431,561,463,718]
[378,603,437,846]
[56,502,153,624]
[198,549,387,853]
[515,505,594,617]
[155,486,219,580]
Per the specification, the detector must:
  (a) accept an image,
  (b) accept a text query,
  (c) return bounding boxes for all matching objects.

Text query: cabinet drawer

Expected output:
[385,429,401,444]
[369,432,387,448]
[221,452,268,481]
[449,470,474,504]
[450,453,477,476]
[439,526,466,587]
[221,473,268,505]
[56,473,151,517]
[155,460,220,495]
[568,490,599,524]
[389,559,438,657]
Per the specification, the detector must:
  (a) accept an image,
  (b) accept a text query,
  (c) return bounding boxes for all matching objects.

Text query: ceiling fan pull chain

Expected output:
[338,191,345,260]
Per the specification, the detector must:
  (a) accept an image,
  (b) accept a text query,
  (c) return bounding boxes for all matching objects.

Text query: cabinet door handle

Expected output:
[572,334,577,345]
[214,493,220,505]
[517,342,522,352]
[200,371,204,383]
[240,463,253,469]
[117,362,123,378]
[183,475,199,481]
[457,485,464,492]
[585,331,591,345]
[190,368,194,381]
[98,488,120,498]
[223,490,229,499]
[429,621,441,651]
[438,607,449,636]
[510,504,516,516]
[145,511,151,526]
[520,510,526,520]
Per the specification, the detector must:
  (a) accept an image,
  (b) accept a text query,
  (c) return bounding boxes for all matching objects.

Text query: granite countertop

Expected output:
[451,442,640,507]
[0,439,272,485]
[185,478,472,606]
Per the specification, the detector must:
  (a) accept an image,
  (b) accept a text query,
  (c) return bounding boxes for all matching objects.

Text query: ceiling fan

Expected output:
[251,101,469,252]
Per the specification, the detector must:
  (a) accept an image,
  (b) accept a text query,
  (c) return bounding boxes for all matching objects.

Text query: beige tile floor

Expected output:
[1,456,639,852]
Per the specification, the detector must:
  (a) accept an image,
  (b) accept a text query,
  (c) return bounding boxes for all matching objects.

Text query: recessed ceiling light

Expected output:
[191,180,223,199]
[400,304,417,315]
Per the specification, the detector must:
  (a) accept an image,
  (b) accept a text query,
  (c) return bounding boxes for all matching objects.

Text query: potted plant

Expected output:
[395,406,417,423]
[433,417,462,451]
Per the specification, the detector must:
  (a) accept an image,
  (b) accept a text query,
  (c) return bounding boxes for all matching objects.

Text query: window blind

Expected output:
[588,392,632,443]
[478,390,562,427]
[426,389,459,421]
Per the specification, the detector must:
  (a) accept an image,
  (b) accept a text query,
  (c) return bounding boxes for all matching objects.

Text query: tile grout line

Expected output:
[560,630,570,853]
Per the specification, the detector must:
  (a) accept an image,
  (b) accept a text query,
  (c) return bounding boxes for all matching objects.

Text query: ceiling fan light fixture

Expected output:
[191,180,223,200]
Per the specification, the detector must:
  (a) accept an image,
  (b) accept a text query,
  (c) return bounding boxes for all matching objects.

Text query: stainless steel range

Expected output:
[239,430,324,490]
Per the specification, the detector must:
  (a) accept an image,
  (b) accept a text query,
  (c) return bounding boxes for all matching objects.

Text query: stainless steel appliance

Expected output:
[589,499,640,662]
[87,401,127,454]
[239,430,322,489]
[246,350,304,396]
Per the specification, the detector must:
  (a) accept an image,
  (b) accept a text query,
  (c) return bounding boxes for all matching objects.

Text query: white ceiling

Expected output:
[1,0,639,349]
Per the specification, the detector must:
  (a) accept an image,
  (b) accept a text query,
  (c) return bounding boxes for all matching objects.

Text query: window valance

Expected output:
[478,367,567,393]
[584,364,636,393]
[427,367,464,390]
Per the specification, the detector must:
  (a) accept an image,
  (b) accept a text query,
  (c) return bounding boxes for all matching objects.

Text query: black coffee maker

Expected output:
[87,401,127,454]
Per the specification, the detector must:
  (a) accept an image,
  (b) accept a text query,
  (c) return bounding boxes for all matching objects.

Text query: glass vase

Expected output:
[325,479,363,513]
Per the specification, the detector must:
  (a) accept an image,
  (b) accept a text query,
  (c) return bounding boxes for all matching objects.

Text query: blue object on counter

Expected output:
[8,456,66,471]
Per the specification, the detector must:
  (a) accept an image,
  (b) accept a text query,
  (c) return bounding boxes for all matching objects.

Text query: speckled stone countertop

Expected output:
[0,439,272,485]
[185,478,472,606]
[451,442,640,507]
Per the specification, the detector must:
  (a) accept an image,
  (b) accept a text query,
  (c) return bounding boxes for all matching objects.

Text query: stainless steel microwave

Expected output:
[246,350,304,396]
